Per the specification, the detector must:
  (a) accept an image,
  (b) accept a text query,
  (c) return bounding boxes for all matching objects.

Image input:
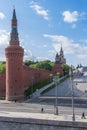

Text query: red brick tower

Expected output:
[5,8,24,101]
[52,46,66,76]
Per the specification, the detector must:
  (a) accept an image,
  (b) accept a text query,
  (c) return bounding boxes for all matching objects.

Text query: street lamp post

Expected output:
[69,66,75,121]
[31,76,34,98]
[49,74,53,82]
[53,76,59,115]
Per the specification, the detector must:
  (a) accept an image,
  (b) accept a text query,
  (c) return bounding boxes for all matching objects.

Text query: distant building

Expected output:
[0,9,66,101]
[52,45,66,76]
[55,45,66,64]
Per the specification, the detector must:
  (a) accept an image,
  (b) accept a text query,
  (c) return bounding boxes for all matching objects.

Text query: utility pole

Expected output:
[53,76,59,115]
[69,66,75,121]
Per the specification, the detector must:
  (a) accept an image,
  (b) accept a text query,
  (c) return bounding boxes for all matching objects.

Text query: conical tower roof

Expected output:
[12,8,16,19]
[60,44,63,55]
[10,7,19,45]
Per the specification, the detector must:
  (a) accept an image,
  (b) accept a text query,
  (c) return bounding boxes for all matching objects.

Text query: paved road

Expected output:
[0,71,87,119]
[0,101,87,117]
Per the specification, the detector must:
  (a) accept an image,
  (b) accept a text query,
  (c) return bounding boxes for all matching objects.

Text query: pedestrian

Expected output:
[14,99,17,103]
[41,107,44,113]
[81,112,85,119]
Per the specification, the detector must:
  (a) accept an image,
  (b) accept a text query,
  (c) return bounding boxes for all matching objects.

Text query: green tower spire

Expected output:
[10,7,19,42]
[13,8,16,19]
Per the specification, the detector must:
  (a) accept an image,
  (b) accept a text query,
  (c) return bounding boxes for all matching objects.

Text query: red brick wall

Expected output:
[0,63,64,101]
[52,64,64,76]
[23,65,51,91]
[0,72,6,98]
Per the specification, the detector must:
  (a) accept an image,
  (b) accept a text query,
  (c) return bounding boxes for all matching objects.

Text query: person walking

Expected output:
[41,107,44,113]
[81,112,85,119]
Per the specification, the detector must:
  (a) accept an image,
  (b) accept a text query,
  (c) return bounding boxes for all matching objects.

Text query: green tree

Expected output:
[0,62,6,73]
[49,61,54,68]
[62,64,70,75]
[36,61,52,70]
[30,61,54,71]
[24,60,38,66]
[30,64,37,68]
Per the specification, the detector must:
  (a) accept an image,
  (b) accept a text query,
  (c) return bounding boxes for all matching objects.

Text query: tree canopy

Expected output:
[24,60,37,66]
[62,64,70,75]
[0,62,6,73]
[29,61,54,71]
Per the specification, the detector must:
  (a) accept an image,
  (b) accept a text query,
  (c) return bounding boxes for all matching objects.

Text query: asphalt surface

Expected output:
[0,73,87,119]
[0,101,87,117]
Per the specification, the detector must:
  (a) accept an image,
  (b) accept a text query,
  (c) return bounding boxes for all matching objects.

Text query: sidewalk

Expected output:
[0,111,87,122]
[0,100,87,123]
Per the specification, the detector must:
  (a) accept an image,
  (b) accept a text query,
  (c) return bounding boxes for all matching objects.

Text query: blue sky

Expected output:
[0,0,87,66]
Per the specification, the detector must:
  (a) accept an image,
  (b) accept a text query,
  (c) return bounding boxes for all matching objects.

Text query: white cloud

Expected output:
[24,49,33,60]
[0,12,5,19]
[37,56,49,61]
[24,49,37,61]
[79,12,87,20]
[44,34,74,45]
[80,39,87,43]
[24,49,32,56]
[30,2,49,20]
[0,30,9,61]
[0,30,9,45]
[77,54,87,59]
[43,34,87,60]
[48,50,56,57]
[62,11,78,23]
